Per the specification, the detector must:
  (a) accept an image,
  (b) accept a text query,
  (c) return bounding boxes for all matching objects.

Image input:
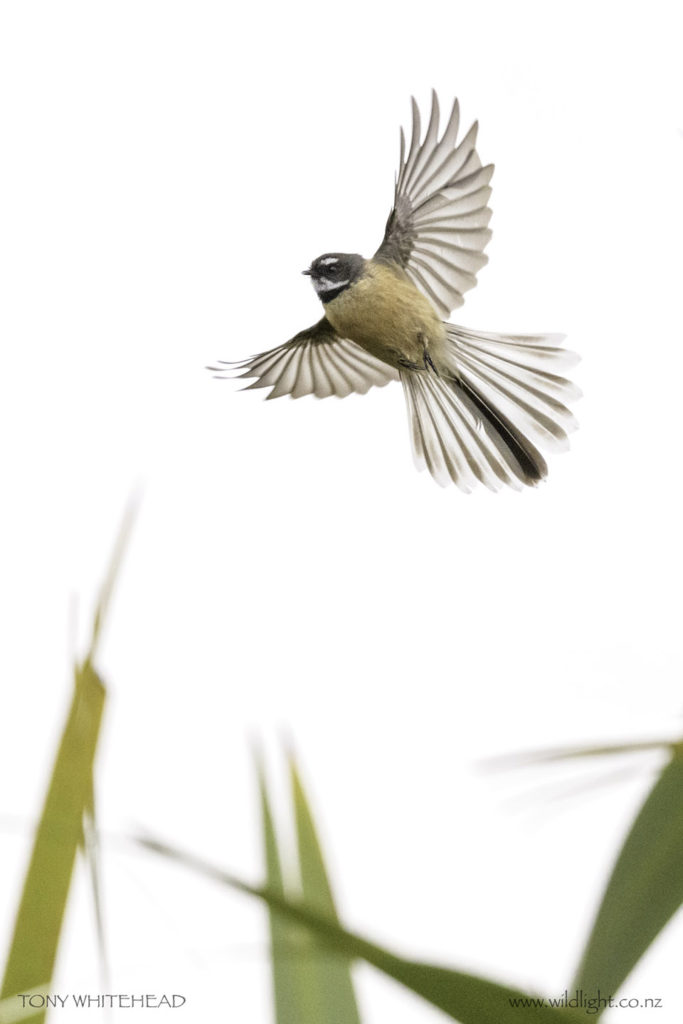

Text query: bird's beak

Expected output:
[302,268,312,276]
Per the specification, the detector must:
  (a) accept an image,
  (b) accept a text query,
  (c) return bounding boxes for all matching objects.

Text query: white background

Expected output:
[1,1,682,1021]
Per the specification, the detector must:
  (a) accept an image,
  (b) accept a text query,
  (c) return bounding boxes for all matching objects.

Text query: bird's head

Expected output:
[302,253,365,303]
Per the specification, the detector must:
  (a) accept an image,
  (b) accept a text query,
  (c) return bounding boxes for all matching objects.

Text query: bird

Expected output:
[210,91,579,491]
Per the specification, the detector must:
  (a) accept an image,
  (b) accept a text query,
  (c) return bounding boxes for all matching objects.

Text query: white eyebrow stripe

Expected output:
[319,257,340,266]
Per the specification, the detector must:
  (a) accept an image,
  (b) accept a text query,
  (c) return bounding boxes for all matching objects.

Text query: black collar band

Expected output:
[319,283,350,304]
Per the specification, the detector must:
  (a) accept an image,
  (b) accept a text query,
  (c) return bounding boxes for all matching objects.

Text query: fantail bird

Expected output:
[210,92,579,490]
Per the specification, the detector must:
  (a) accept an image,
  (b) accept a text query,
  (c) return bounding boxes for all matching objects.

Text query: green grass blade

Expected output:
[88,494,138,664]
[484,737,677,771]
[0,661,106,1024]
[290,756,361,1024]
[572,750,683,1004]
[0,505,133,1024]
[257,755,310,1024]
[138,836,581,1024]
[82,794,109,991]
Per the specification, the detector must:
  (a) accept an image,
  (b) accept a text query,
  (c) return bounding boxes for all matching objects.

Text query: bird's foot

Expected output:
[416,332,439,375]
[423,350,439,375]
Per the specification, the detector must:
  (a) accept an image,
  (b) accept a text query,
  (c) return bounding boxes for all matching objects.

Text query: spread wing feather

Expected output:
[208,317,398,400]
[375,92,494,317]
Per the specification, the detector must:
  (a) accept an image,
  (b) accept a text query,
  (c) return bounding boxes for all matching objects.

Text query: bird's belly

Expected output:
[324,273,446,368]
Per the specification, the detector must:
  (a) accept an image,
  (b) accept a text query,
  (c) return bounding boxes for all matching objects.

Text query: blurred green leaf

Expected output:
[0,504,134,1024]
[483,737,677,771]
[138,836,580,1024]
[0,661,105,1024]
[257,756,309,1024]
[573,747,683,1005]
[88,494,138,664]
[289,755,361,1024]
[83,794,109,991]
[256,754,361,1024]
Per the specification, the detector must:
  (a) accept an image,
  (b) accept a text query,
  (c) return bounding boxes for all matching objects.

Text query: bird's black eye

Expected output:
[318,258,340,277]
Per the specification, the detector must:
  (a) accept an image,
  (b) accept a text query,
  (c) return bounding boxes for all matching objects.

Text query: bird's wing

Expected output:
[209,317,399,399]
[374,91,494,318]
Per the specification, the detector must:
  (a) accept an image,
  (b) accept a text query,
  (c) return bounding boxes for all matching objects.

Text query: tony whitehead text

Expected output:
[17,994,186,1010]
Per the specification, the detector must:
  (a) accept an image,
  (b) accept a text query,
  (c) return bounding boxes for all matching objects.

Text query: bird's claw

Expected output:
[423,351,439,375]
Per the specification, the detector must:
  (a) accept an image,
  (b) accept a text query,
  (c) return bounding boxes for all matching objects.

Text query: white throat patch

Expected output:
[313,276,350,296]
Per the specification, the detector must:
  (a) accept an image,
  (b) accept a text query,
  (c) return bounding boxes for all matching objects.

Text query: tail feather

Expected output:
[455,376,548,483]
[403,372,502,490]
[400,324,579,490]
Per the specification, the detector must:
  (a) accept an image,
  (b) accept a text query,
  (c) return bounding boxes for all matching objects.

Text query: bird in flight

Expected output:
[210,92,579,490]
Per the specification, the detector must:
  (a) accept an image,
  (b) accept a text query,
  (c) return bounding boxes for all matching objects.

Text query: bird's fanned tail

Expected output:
[400,325,580,491]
